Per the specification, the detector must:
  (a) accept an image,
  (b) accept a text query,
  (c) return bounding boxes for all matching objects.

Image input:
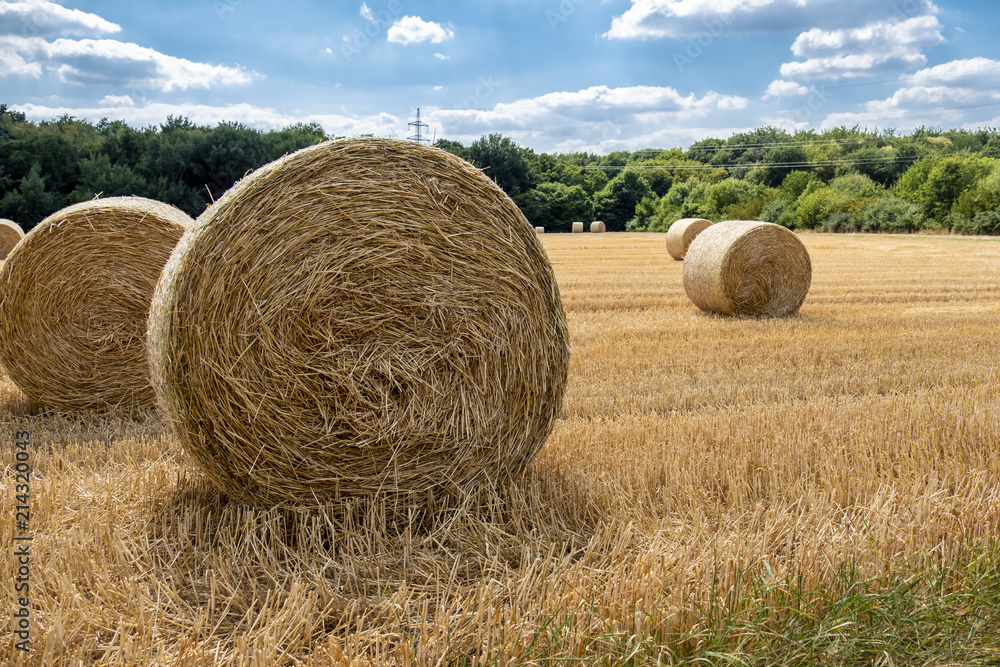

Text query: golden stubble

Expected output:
[2,232,999,665]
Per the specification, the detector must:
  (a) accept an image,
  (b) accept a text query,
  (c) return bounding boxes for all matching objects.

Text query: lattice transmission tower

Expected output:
[408,108,430,143]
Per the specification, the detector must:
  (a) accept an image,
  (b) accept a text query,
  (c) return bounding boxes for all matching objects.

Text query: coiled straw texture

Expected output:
[148,138,571,508]
[682,220,812,317]
[665,218,712,260]
[0,218,24,259]
[0,197,192,410]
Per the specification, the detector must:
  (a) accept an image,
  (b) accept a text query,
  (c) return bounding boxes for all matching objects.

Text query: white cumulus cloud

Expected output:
[901,57,1000,88]
[0,0,119,39]
[780,15,945,79]
[387,16,454,45]
[0,2,254,91]
[425,84,749,153]
[818,58,1000,129]
[0,34,254,90]
[764,80,814,97]
[605,0,939,39]
[0,36,39,76]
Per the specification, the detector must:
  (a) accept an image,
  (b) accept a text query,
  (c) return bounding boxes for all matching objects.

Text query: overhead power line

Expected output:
[686,138,874,152]
[581,155,924,171]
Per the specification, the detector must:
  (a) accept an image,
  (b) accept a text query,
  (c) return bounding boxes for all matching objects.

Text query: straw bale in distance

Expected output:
[148,138,571,508]
[572,222,584,233]
[0,198,192,410]
[666,218,712,260]
[0,218,24,259]
[591,221,606,233]
[535,226,545,234]
[682,220,811,317]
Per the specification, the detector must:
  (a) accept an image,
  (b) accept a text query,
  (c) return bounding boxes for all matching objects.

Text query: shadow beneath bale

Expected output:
[0,401,168,448]
[0,384,39,418]
[143,463,602,610]
[1,370,169,447]
[131,450,624,662]
[694,310,818,323]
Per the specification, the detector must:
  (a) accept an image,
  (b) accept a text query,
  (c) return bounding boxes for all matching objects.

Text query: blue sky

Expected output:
[3,0,1000,153]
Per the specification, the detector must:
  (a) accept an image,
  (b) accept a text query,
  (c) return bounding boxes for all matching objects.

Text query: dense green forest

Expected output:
[3,103,1000,235]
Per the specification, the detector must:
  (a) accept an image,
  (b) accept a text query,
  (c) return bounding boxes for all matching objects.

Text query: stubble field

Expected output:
[2,232,999,665]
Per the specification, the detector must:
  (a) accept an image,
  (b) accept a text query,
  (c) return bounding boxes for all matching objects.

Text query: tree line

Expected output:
[3,104,1000,235]
[442,127,1000,236]
[0,105,328,228]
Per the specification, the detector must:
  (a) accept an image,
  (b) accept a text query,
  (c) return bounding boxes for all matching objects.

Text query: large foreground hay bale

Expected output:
[682,220,811,317]
[0,197,192,410]
[591,221,606,233]
[572,222,584,233]
[0,218,24,259]
[665,218,712,260]
[148,138,571,508]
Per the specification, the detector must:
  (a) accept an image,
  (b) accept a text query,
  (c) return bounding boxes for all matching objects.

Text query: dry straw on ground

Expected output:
[572,221,584,233]
[148,137,571,508]
[0,218,24,259]
[591,221,606,233]
[683,220,812,317]
[0,197,192,411]
[2,234,1000,664]
[665,217,712,260]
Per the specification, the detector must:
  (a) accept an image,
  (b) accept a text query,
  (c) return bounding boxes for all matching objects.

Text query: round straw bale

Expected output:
[682,220,811,317]
[0,198,192,410]
[0,218,24,259]
[148,138,571,508]
[572,222,584,233]
[590,221,606,233]
[535,226,545,234]
[665,217,712,260]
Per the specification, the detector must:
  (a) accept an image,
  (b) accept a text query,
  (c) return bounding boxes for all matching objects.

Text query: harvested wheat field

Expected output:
[3,232,1000,665]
